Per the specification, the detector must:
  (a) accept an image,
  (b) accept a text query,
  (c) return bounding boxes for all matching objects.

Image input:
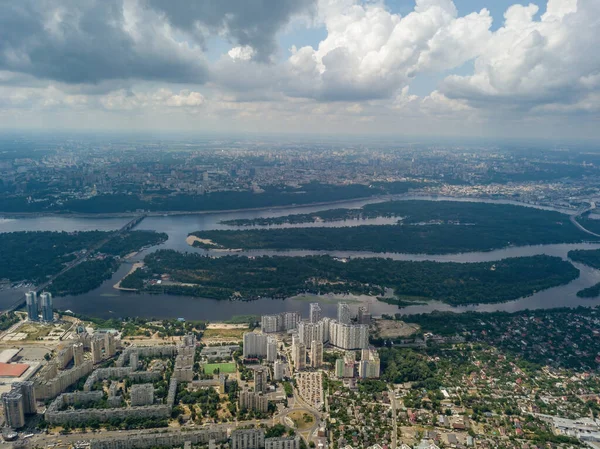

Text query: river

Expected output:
[2,196,600,321]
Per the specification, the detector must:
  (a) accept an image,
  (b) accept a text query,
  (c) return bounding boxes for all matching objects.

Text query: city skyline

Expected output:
[0,0,598,140]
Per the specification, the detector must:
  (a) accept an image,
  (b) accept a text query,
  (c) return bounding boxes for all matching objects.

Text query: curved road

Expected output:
[570,202,600,238]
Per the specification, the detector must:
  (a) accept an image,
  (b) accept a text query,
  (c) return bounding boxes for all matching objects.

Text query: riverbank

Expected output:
[0,194,597,322]
[113,262,144,291]
[0,193,579,219]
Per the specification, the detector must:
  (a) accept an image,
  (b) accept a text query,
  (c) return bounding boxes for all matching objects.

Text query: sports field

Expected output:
[202,362,237,374]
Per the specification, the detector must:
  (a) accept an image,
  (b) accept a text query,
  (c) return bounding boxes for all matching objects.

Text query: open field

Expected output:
[206,323,249,329]
[287,411,316,431]
[374,319,420,339]
[202,328,247,340]
[202,362,236,374]
[4,322,71,341]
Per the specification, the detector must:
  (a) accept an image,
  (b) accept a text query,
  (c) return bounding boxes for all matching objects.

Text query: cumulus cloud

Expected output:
[0,0,209,85]
[284,0,492,100]
[0,0,598,136]
[228,46,256,62]
[440,0,600,110]
[146,0,317,61]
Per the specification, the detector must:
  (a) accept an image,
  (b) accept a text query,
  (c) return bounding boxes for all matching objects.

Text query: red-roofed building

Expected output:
[0,363,29,378]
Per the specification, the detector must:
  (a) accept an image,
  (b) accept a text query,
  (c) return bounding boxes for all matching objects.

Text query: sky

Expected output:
[0,0,599,141]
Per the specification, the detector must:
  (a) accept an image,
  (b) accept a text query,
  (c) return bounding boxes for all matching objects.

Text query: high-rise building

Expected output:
[273,360,285,381]
[2,390,25,429]
[298,320,326,349]
[261,312,301,333]
[266,337,277,362]
[25,291,38,322]
[12,382,36,415]
[337,302,352,325]
[243,332,268,359]
[309,303,322,324]
[357,306,372,325]
[261,315,279,333]
[40,292,54,322]
[104,332,116,358]
[254,367,268,394]
[281,312,301,332]
[329,322,369,350]
[310,341,323,368]
[230,429,265,449]
[130,384,155,406]
[265,437,301,449]
[73,343,85,367]
[335,357,355,378]
[130,352,139,370]
[292,343,306,371]
[91,338,103,364]
[358,349,381,379]
[239,389,269,413]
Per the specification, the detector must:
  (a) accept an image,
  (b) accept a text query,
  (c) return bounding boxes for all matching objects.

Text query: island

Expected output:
[120,250,579,306]
[193,201,593,254]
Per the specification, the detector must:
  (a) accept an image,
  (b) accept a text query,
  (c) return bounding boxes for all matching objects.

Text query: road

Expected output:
[2,215,146,314]
[570,202,600,238]
[389,386,398,449]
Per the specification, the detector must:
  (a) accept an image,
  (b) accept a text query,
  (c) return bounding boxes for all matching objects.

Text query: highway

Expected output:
[569,202,600,238]
[2,215,146,314]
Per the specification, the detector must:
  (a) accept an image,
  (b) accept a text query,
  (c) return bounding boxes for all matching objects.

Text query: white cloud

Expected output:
[0,0,599,138]
[227,46,256,62]
[440,0,600,110]
[285,0,492,100]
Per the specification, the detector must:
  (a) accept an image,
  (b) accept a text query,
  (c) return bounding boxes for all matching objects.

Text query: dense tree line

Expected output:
[0,230,167,289]
[0,312,20,331]
[0,231,108,283]
[194,201,592,254]
[568,248,600,269]
[121,250,578,306]
[3,182,419,214]
[379,347,437,384]
[98,230,168,257]
[575,212,600,235]
[48,257,119,296]
[576,282,600,298]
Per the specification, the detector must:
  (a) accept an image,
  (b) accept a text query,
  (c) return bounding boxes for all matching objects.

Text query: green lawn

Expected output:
[202,362,237,374]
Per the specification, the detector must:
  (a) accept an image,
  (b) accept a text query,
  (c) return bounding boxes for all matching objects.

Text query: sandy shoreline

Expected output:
[185,235,218,247]
[113,262,144,291]
[185,235,242,252]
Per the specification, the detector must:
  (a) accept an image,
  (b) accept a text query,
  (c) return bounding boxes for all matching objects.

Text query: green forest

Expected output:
[194,201,591,254]
[568,248,600,269]
[0,231,108,283]
[0,230,167,287]
[576,282,600,298]
[120,250,578,305]
[575,211,600,235]
[98,230,168,257]
[48,257,119,296]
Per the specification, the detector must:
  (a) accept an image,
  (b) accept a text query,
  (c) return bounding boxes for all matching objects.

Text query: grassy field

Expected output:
[202,328,247,340]
[202,362,237,374]
[18,322,70,341]
[288,411,316,431]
